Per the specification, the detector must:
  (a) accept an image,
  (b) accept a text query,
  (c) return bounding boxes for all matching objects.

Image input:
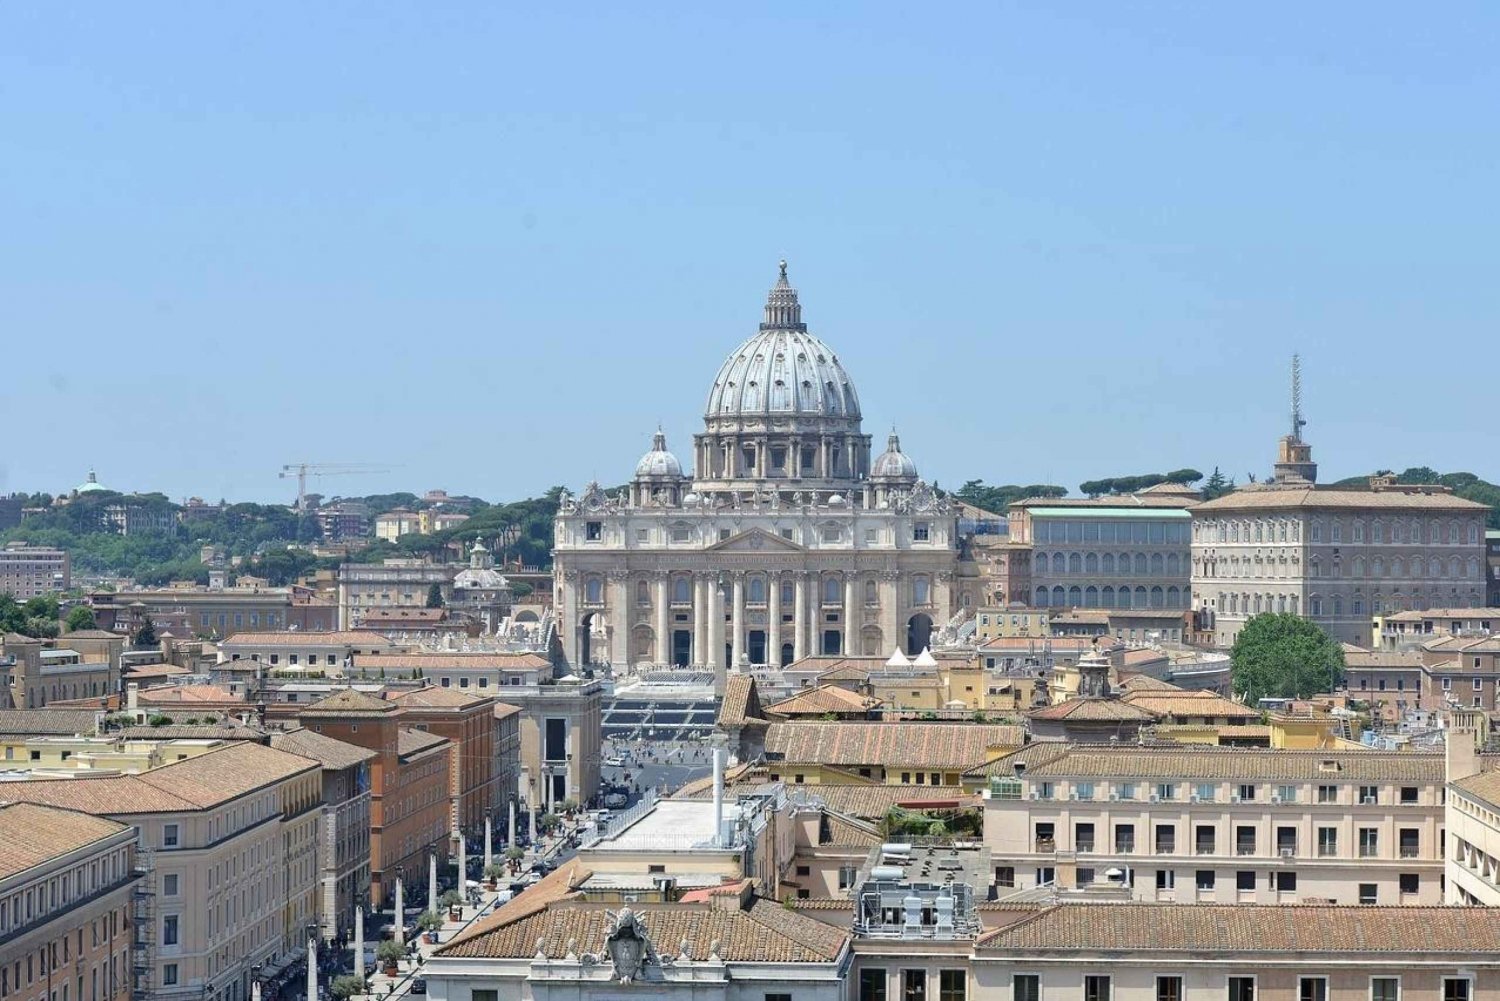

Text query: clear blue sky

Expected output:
[3,3,1495,505]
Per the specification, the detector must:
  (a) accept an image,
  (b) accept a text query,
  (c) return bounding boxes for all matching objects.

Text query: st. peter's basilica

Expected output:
[553,264,960,687]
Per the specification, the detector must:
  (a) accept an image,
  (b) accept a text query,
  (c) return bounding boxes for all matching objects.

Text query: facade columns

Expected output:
[608,572,630,668]
[843,575,859,656]
[793,574,808,662]
[693,576,708,665]
[707,578,724,670]
[561,570,580,668]
[654,574,669,666]
[768,575,783,666]
[731,573,746,669]
[879,573,900,656]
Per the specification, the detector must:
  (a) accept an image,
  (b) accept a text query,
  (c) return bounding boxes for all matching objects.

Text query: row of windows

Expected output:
[1199,515,1480,546]
[1031,819,1427,859]
[1034,552,1185,577]
[995,778,1425,805]
[1033,520,1189,545]
[1034,585,1186,609]
[198,611,282,628]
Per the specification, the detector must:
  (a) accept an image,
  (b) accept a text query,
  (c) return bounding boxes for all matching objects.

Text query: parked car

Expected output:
[410,977,428,995]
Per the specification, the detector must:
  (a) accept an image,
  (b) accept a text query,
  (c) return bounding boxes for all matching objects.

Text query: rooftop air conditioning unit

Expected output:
[1280,848,1294,858]
[1029,791,1039,800]
[1271,795,1282,804]
[1230,794,1241,803]
[1109,793,1120,802]
[1069,793,1079,801]
[1190,795,1201,803]
[1149,794,1161,803]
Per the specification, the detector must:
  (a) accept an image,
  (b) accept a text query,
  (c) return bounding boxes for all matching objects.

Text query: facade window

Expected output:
[1399,873,1420,894]
[162,915,179,946]
[162,874,179,896]
[1276,871,1297,893]
[1371,979,1399,1001]
[585,521,602,541]
[1014,976,1040,1001]
[938,971,966,1001]
[1358,828,1379,857]
[1359,883,1378,905]
[162,824,179,848]
[1300,980,1328,1001]
[1236,870,1255,891]
[1276,784,1298,803]
[859,969,887,1001]
[1228,978,1256,1001]
[162,965,178,986]
[903,969,927,1001]
[914,523,931,542]
[1084,975,1111,1001]
[1158,977,1183,1001]
[1444,980,1471,1001]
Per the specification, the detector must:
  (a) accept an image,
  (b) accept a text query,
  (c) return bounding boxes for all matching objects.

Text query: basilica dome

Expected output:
[634,429,684,479]
[704,262,861,423]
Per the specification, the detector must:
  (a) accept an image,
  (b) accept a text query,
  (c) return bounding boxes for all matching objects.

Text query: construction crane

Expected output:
[280,463,392,511]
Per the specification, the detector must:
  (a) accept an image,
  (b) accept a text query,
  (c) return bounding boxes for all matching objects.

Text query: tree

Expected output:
[1201,467,1234,501]
[133,616,158,648]
[425,583,445,608]
[331,974,366,1000]
[1230,612,1344,703]
[65,606,97,631]
[1165,468,1204,485]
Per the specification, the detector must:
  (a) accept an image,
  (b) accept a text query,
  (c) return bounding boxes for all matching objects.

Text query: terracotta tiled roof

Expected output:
[0,803,130,881]
[493,702,522,720]
[1016,746,1442,782]
[1344,648,1425,669]
[820,811,881,847]
[299,689,400,717]
[978,636,1099,654]
[397,727,449,758]
[1383,607,1497,622]
[962,742,1076,779]
[220,630,393,647]
[792,785,979,820]
[271,728,378,770]
[124,663,192,679]
[0,709,100,736]
[138,684,242,705]
[977,903,1500,953]
[0,742,317,814]
[386,687,492,710]
[445,857,592,949]
[438,897,847,963]
[1028,698,1157,722]
[1012,495,1199,509]
[117,720,267,741]
[1194,488,1488,512]
[1120,692,1260,720]
[61,629,126,640]
[764,722,1023,770]
[764,684,881,717]
[351,653,548,670]
[718,674,767,728]
[1452,769,1500,809]
[1117,674,1182,693]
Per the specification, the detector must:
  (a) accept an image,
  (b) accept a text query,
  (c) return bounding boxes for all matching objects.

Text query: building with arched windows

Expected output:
[553,264,959,689]
[1190,385,1489,646]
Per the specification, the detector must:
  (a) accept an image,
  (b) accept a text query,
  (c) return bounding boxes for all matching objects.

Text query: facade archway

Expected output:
[906,613,933,655]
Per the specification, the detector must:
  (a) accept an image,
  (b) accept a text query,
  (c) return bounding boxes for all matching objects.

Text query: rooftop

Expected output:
[350,652,548,670]
[397,728,450,758]
[269,728,377,771]
[585,798,749,853]
[299,689,400,717]
[385,686,493,710]
[0,709,100,737]
[976,903,1500,954]
[764,684,881,717]
[1194,488,1489,512]
[220,630,393,647]
[764,721,1024,769]
[986,744,1441,783]
[0,803,130,881]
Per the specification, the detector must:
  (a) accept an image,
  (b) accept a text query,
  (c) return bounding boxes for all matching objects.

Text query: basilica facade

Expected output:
[553,264,959,683]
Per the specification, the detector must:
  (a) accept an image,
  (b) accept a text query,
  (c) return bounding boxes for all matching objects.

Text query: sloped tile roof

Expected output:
[977,903,1500,953]
[1120,692,1260,720]
[300,689,399,717]
[1117,674,1182,693]
[764,722,1023,770]
[1028,698,1157,722]
[220,630,392,647]
[1015,746,1442,782]
[764,684,881,717]
[0,709,99,736]
[385,687,492,710]
[718,674,767,727]
[0,803,130,881]
[351,652,548,670]
[270,728,378,770]
[397,728,450,758]
[1194,488,1488,512]
[438,897,847,963]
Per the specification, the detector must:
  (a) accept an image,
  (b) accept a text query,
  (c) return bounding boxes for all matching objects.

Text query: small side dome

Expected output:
[871,432,918,481]
[634,429,684,479]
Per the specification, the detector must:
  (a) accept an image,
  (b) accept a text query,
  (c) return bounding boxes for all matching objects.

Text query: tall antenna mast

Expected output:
[1290,354,1306,442]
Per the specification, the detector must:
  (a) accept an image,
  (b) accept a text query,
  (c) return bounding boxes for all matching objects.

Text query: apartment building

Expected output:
[385,686,510,834]
[761,720,1024,786]
[217,630,396,670]
[296,690,452,908]
[0,803,140,1001]
[335,558,457,630]
[268,728,375,941]
[0,741,322,1001]
[1011,491,1198,611]
[980,744,1445,905]
[1376,607,1499,650]
[1192,470,1488,647]
[1420,634,1500,710]
[88,586,335,639]
[0,542,70,597]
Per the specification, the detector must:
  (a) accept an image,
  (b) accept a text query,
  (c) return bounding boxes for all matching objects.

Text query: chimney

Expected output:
[1448,726,1481,783]
[712,747,726,848]
[126,682,139,711]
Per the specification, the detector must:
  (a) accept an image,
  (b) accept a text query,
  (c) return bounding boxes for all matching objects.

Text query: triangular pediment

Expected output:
[706,528,806,553]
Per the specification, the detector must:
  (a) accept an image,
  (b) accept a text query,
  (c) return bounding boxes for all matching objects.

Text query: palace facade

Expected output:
[554,264,959,685]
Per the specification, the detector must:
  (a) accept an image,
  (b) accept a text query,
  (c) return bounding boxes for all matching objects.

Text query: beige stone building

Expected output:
[554,264,960,682]
[0,541,70,596]
[1191,407,1488,645]
[0,803,139,1001]
[0,741,323,1001]
[980,743,1445,905]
